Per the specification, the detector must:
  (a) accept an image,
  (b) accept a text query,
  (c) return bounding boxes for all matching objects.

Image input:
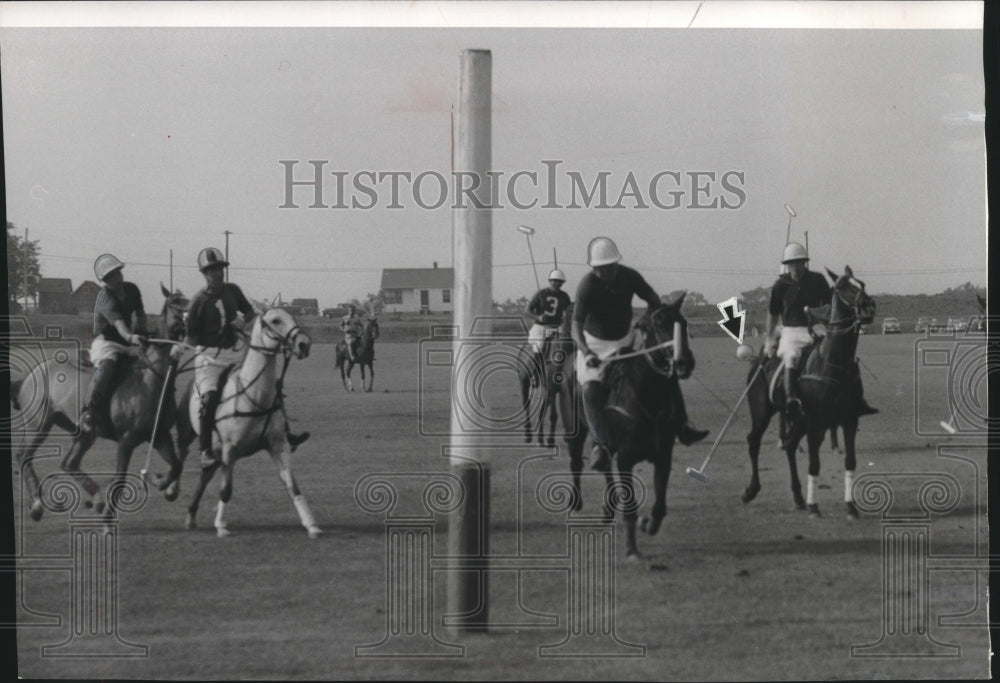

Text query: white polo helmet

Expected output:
[781,242,809,264]
[197,247,230,272]
[587,237,622,267]
[548,268,566,282]
[94,253,125,282]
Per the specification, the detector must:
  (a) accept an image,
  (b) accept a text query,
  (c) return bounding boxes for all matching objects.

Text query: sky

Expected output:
[1,2,986,311]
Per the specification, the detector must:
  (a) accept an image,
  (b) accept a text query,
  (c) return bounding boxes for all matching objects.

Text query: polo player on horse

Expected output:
[172,247,307,469]
[764,242,878,421]
[524,268,571,388]
[571,236,708,472]
[80,254,149,439]
[341,304,364,362]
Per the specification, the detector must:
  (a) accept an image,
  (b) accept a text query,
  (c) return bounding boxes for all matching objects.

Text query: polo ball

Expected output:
[736,344,754,361]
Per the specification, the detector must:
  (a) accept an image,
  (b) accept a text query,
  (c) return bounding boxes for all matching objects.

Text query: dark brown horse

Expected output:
[558,295,696,558]
[517,328,571,446]
[11,285,188,521]
[742,266,876,518]
[335,316,379,392]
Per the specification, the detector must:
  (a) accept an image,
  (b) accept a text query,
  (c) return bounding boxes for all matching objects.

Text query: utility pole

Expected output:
[170,249,174,292]
[223,230,232,282]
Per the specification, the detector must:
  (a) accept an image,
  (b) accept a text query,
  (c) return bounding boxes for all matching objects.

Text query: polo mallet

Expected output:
[782,204,796,275]
[140,363,174,486]
[687,364,763,483]
[517,225,541,292]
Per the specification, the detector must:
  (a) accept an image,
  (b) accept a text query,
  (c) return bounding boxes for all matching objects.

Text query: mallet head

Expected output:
[517,225,535,236]
[686,466,709,483]
[939,420,957,435]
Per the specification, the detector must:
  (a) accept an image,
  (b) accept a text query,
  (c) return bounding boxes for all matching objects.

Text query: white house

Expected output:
[380,262,453,314]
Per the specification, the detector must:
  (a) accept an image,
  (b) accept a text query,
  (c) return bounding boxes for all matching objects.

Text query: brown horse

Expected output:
[517,327,571,446]
[558,295,696,558]
[742,266,876,518]
[335,316,379,392]
[11,285,187,521]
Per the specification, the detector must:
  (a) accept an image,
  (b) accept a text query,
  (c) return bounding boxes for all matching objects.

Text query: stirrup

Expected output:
[199,449,218,469]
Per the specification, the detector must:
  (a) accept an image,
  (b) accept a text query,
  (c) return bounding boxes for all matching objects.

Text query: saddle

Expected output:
[767,338,824,404]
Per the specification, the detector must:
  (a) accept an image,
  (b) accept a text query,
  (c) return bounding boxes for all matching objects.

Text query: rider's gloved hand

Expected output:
[585,351,601,368]
[169,344,185,361]
[129,334,148,346]
[764,339,777,358]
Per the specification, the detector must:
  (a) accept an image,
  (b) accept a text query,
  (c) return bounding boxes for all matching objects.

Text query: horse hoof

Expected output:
[639,516,649,533]
[846,502,859,520]
[216,527,230,538]
[163,482,179,503]
[307,526,322,539]
[794,498,807,511]
[741,484,760,504]
[625,550,643,561]
[29,499,44,522]
[571,496,583,512]
[185,513,196,530]
[808,504,821,518]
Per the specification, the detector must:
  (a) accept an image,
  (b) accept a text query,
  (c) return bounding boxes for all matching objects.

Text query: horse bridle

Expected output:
[825,280,874,337]
[249,312,306,358]
[636,309,687,378]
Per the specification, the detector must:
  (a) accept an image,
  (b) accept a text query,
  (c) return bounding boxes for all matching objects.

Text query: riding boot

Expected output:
[199,391,220,468]
[785,366,804,421]
[82,359,116,439]
[671,382,709,446]
[582,381,615,470]
[530,350,542,388]
[853,361,879,416]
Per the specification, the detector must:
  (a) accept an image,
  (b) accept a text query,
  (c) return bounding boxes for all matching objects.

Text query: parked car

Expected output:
[881,317,901,334]
[322,307,349,319]
[947,317,968,332]
[915,317,937,333]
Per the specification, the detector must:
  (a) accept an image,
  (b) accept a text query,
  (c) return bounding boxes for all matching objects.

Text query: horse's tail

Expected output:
[10,378,24,409]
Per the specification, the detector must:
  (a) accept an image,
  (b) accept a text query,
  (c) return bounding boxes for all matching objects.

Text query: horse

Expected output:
[558,294,696,558]
[334,316,379,392]
[517,327,571,446]
[11,285,188,521]
[742,266,876,518]
[174,307,320,537]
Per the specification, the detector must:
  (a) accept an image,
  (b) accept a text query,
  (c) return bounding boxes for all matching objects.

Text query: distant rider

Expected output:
[81,254,148,439]
[341,304,364,361]
[571,237,708,472]
[524,269,572,387]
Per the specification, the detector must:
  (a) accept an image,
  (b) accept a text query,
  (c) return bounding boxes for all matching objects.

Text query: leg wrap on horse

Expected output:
[582,381,614,448]
[199,391,220,453]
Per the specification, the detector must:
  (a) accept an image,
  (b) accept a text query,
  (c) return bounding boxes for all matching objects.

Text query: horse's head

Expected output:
[160,283,189,342]
[825,266,875,326]
[636,291,694,379]
[252,308,312,359]
[364,316,380,341]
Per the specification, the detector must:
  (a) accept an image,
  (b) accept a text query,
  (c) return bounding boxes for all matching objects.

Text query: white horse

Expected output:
[177,308,320,538]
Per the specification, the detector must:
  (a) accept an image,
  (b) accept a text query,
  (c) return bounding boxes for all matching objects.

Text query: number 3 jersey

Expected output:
[528,287,572,327]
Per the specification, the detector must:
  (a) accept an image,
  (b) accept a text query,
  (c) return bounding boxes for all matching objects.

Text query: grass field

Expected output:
[11,331,990,680]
